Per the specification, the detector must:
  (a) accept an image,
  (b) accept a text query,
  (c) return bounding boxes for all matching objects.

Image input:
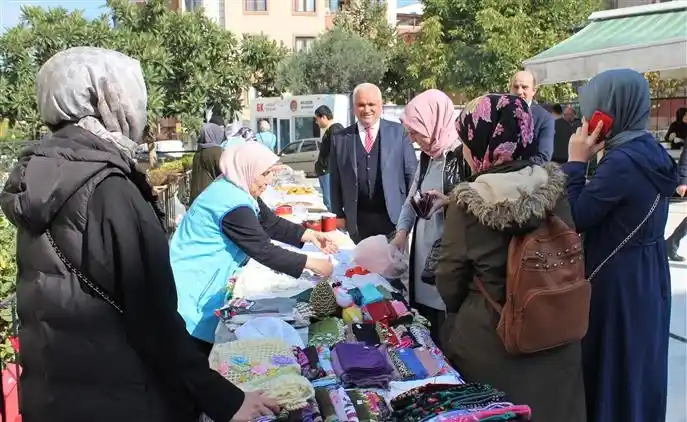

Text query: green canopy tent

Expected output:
[524,1,687,85]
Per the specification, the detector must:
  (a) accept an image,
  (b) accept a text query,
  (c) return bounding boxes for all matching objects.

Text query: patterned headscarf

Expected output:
[36,47,148,158]
[457,94,535,173]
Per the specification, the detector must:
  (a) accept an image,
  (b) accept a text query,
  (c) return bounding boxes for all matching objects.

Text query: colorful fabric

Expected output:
[315,387,340,422]
[243,373,315,411]
[376,285,394,300]
[395,348,428,380]
[329,386,359,422]
[457,94,535,173]
[308,317,345,347]
[296,302,315,320]
[360,283,385,305]
[310,280,339,317]
[342,305,364,325]
[390,383,506,422]
[209,338,300,385]
[348,287,364,306]
[414,348,443,377]
[388,349,414,380]
[345,389,375,421]
[351,322,381,347]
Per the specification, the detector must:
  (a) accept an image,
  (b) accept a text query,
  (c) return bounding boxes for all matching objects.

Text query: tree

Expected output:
[276,29,387,95]
[333,0,396,56]
[422,0,600,100]
[0,0,285,134]
[382,16,449,104]
[240,34,290,98]
[644,72,687,99]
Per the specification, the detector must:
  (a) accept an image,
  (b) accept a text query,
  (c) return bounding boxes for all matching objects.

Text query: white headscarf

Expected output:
[36,47,148,157]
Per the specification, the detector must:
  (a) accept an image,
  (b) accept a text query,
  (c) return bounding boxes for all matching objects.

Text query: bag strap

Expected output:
[474,277,503,315]
[46,231,124,315]
[588,193,661,281]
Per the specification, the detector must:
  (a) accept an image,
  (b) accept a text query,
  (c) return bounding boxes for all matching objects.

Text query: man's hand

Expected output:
[230,391,279,421]
[302,229,339,254]
[677,184,687,197]
[568,117,605,163]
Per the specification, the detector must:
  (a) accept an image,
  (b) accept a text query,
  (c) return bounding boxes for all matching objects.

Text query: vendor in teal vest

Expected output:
[170,141,337,355]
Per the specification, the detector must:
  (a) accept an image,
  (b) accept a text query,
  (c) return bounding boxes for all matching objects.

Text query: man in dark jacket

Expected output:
[666,145,687,261]
[190,115,225,204]
[0,47,277,422]
[314,105,343,211]
[510,70,554,164]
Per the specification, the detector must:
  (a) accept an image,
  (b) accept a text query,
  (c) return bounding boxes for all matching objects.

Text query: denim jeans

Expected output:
[318,173,331,211]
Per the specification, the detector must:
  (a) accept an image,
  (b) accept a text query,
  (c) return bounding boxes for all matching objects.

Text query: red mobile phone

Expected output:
[588,111,613,142]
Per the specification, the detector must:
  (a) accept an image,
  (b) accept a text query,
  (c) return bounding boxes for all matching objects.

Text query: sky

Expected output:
[0,0,106,31]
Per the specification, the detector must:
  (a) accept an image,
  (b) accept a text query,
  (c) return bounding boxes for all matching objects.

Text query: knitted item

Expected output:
[209,338,300,385]
[243,372,315,411]
[310,279,338,317]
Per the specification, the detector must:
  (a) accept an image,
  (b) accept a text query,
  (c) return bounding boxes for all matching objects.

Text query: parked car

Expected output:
[279,138,321,177]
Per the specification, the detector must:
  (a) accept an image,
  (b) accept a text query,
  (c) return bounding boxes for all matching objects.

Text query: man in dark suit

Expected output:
[314,105,344,211]
[329,83,418,244]
[510,70,554,164]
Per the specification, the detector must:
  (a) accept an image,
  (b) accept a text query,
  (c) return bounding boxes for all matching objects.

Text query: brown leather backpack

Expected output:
[475,216,591,355]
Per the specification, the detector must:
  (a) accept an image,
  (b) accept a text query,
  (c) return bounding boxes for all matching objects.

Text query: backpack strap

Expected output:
[473,277,503,315]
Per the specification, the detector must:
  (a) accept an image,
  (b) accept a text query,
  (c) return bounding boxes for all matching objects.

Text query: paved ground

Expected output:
[306,177,687,420]
[666,201,687,422]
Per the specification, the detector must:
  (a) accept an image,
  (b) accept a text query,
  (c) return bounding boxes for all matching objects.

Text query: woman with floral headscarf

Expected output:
[435,94,585,421]
[389,89,468,344]
[0,47,279,422]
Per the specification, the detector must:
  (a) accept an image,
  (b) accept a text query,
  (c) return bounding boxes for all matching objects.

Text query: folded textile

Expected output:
[387,376,464,404]
[235,317,304,348]
[346,389,375,421]
[413,348,443,377]
[351,322,380,347]
[308,317,345,347]
[376,285,394,300]
[331,344,393,388]
[348,287,363,306]
[390,383,506,422]
[243,373,315,411]
[334,342,390,373]
[363,300,396,323]
[420,404,532,422]
[360,283,384,305]
[394,348,428,380]
[329,386,359,422]
[315,387,340,422]
[342,305,364,325]
[294,346,326,380]
[209,338,300,385]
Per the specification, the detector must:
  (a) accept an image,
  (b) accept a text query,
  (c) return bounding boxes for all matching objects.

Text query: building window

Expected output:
[328,0,340,11]
[217,0,225,27]
[294,37,316,52]
[294,0,316,12]
[244,0,267,12]
[185,0,203,11]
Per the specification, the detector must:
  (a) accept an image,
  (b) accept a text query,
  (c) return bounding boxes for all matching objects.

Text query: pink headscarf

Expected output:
[219,141,279,192]
[400,89,458,158]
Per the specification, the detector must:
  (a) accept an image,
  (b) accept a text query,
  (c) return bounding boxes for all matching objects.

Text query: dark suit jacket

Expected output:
[315,123,344,176]
[329,119,418,239]
[531,104,554,164]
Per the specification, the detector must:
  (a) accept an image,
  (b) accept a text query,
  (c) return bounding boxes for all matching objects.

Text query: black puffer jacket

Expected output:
[417,145,471,195]
[0,125,243,422]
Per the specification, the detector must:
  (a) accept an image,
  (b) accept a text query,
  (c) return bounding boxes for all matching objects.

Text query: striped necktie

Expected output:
[364,126,374,153]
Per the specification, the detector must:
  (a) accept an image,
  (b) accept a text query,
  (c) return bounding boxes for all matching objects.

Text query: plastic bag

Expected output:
[352,235,408,279]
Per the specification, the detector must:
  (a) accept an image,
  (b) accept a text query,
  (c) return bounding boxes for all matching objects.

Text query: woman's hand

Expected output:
[568,117,605,163]
[302,229,338,254]
[231,391,280,421]
[390,230,408,251]
[305,256,334,278]
[425,189,450,217]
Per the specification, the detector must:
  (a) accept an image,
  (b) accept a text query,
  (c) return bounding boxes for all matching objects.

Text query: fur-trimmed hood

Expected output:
[451,163,565,231]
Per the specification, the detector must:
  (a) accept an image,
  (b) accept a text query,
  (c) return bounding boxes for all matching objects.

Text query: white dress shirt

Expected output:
[357,120,381,147]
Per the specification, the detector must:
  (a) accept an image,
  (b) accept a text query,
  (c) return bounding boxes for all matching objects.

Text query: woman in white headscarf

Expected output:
[0,47,278,422]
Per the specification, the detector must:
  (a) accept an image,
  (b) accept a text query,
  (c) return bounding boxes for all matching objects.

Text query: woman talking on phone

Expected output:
[562,69,677,422]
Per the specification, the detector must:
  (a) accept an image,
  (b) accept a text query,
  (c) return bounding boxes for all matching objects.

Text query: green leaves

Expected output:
[0,0,286,136]
[412,0,600,102]
[276,29,387,95]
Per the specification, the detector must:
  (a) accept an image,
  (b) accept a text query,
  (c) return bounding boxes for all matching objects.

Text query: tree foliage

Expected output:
[0,0,285,134]
[240,34,290,98]
[421,0,600,101]
[382,16,448,104]
[644,72,687,99]
[332,0,396,56]
[276,29,387,95]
